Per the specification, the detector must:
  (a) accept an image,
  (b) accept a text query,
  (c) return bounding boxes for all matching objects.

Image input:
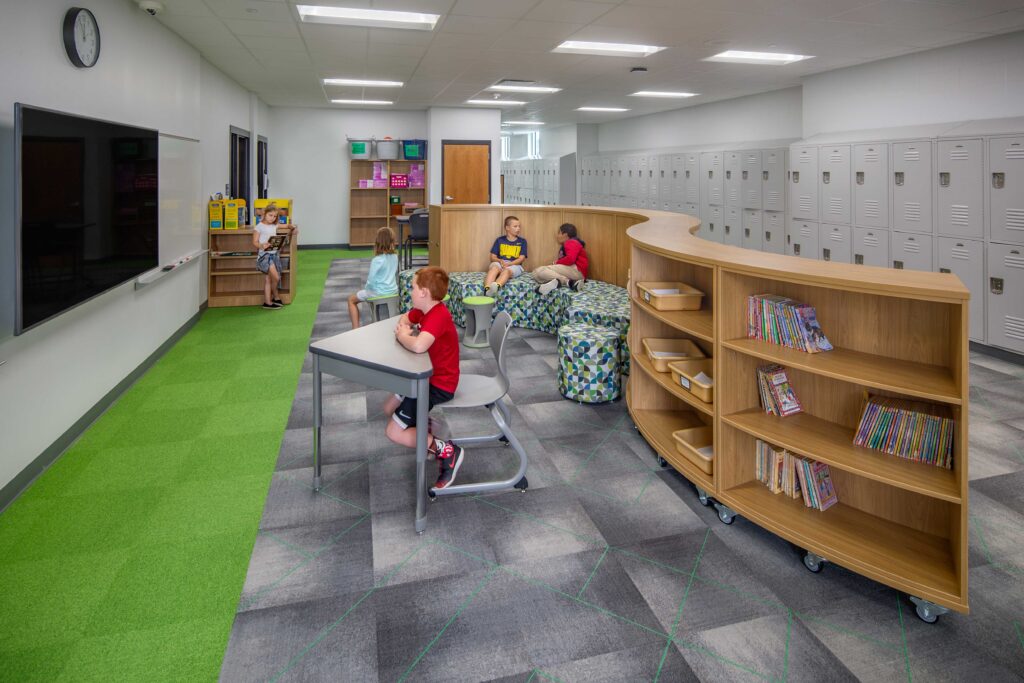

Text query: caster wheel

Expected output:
[657,456,668,468]
[514,476,529,492]
[499,435,510,446]
[915,602,939,624]
[717,508,735,525]
[696,488,711,507]
[802,553,824,573]
[428,490,437,501]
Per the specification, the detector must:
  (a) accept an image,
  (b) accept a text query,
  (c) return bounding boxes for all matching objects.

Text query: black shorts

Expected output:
[391,385,454,429]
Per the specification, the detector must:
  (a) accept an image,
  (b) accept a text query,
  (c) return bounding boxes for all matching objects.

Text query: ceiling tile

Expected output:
[523,0,617,24]
[449,0,538,19]
[161,0,216,16]
[224,18,301,38]
[438,14,516,35]
[831,0,1004,28]
[157,13,231,36]
[206,0,295,21]
[252,48,313,68]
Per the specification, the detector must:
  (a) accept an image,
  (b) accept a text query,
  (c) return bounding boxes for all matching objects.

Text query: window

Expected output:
[229,126,251,222]
[257,136,268,200]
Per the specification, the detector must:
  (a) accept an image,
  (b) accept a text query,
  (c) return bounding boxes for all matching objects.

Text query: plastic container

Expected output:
[390,173,409,188]
[636,281,704,311]
[349,139,372,159]
[672,426,714,475]
[402,139,427,160]
[641,337,706,373]
[668,358,715,403]
[377,139,399,160]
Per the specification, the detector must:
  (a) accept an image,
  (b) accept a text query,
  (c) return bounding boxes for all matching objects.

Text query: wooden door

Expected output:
[442,141,490,204]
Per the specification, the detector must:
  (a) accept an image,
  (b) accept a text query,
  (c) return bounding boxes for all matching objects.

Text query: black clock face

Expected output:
[63,8,100,68]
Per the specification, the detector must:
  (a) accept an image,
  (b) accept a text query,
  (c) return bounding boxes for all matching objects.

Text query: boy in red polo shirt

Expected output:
[382,266,464,489]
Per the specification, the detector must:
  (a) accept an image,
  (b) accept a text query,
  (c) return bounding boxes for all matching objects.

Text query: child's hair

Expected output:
[559,222,585,247]
[504,215,519,228]
[414,266,449,301]
[374,226,396,255]
[261,203,279,221]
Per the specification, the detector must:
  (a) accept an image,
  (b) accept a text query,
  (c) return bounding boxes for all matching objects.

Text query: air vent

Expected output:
[902,240,921,254]
[904,202,922,221]
[864,200,880,218]
[495,78,536,87]
[903,147,920,161]
[950,204,969,226]
[799,196,812,213]
[1006,208,1024,232]
[1006,315,1024,341]
[828,198,844,214]
[949,148,969,161]
[1006,144,1024,160]
[864,234,880,247]
[951,247,970,260]
[864,149,879,162]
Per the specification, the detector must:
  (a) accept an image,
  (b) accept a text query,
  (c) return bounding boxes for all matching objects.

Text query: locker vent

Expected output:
[829,152,843,163]
[799,151,813,164]
[799,196,813,213]
[950,204,970,226]
[1006,147,1024,160]
[864,150,880,162]
[864,234,880,247]
[828,231,844,243]
[828,198,844,214]
[864,200,881,218]
[1006,208,1024,231]
[1006,254,1024,269]
[951,247,969,260]
[800,226,813,237]
[902,240,922,254]
[747,191,759,203]
[903,148,920,161]
[949,149,969,161]
[904,202,922,221]
[766,191,781,203]
[1006,316,1024,342]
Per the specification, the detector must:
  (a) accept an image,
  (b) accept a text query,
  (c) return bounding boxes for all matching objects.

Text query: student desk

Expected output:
[309,318,434,533]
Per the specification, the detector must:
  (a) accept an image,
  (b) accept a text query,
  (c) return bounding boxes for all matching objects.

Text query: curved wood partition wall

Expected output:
[429,203,970,614]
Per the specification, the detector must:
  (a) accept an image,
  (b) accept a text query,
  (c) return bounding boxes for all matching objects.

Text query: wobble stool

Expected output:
[462,295,495,348]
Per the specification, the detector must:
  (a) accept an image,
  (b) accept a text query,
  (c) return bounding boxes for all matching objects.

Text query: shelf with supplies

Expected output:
[349,159,427,247]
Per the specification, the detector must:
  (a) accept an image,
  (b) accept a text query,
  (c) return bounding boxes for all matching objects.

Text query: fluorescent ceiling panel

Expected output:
[324,78,404,87]
[703,50,813,65]
[502,121,545,125]
[630,90,698,98]
[487,84,561,93]
[552,41,665,57]
[577,106,629,112]
[331,99,393,104]
[466,99,526,106]
[297,5,440,30]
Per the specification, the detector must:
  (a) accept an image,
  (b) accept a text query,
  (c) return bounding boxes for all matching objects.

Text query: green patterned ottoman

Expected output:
[557,322,621,403]
[566,283,632,375]
[399,270,479,327]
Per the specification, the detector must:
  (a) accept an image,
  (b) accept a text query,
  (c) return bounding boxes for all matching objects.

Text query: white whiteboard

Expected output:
[158,135,202,263]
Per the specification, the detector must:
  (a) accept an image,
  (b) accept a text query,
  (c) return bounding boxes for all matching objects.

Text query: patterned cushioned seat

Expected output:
[565,282,632,375]
[557,322,621,403]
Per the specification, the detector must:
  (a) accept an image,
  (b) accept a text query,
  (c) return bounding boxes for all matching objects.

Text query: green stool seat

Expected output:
[557,322,621,403]
[463,296,495,348]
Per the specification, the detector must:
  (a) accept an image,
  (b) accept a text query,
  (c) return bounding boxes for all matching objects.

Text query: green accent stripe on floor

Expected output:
[0,249,342,682]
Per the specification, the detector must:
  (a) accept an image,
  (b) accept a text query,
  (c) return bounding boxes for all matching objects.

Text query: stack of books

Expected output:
[757,364,803,416]
[756,440,838,511]
[747,294,833,353]
[853,395,955,469]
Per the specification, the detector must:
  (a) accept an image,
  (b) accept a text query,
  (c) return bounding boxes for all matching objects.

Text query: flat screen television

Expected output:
[15,104,158,334]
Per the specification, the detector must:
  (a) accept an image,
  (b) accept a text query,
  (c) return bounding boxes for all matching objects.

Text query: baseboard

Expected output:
[970,341,1024,366]
[0,308,204,514]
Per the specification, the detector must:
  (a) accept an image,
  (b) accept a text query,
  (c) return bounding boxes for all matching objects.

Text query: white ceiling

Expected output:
[155,0,1024,125]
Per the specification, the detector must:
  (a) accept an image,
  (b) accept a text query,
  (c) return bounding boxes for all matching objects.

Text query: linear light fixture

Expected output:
[703,50,813,65]
[487,84,561,93]
[502,121,545,126]
[630,90,698,98]
[466,99,525,106]
[297,5,440,30]
[553,40,665,57]
[331,99,393,105]
[577,106,629,112]
[324,78,404,87]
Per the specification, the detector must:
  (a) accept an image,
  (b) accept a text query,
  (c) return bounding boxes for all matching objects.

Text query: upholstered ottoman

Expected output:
[565,283,632,375]
[557,322,621,403]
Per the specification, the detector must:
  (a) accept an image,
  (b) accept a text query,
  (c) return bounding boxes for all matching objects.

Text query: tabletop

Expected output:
[309,317,432,380]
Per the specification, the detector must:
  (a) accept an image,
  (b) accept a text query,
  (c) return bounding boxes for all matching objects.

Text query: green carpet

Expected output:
[0,249,342,681]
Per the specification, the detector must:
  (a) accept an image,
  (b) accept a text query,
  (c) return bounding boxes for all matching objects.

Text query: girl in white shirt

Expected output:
[252,204,297,309]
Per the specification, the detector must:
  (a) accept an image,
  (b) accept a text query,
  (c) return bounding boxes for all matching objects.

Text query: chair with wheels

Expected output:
[429,311,529,499]
[404,211,430,270]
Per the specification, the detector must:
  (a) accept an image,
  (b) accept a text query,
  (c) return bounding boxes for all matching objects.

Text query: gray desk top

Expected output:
[309,318,433,380]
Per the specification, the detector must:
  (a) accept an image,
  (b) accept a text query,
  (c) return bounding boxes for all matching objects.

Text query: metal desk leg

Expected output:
[313,354,323,491]
[414,376,430,533]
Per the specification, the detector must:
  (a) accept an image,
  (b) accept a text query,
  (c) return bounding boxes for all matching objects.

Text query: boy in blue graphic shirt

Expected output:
[484,215,528,297]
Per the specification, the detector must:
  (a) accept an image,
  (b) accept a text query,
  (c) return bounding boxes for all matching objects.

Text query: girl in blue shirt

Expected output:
[348,226,399,328]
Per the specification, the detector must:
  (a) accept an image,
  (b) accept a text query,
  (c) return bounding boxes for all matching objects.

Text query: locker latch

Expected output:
[822,171,831,184]
[894,260,904,269]
[672,170,677,178]
[823,248,831,261]
[661,170,665,178]
[709,223,715,232]
[940,268,951,274]
[726,170,731,180]
[744,228,750,238]
[993,172,1005,189]
[894,172,904,186]
[939,172,950,187]
[786,233,790,244]
[725,225,731,234]
[765,231,772,241]
[763,170,769,181]
[742,170,748,180]
[792,171,799,183]
[685,170,690,179]
[855,254,864,265]
[856,172,865,185]
[794,244,801,255]
[708,170,714,179]
[991,277,1004,295]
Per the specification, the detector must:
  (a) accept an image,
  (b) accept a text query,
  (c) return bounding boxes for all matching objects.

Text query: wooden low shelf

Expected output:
[208,212,297,307]
[633,295,714,342]
[633,352,714,417]
[631,408,712,491]
[211,268,290,277]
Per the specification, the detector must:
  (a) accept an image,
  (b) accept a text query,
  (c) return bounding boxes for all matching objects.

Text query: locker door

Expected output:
[938,238,985,341]
[724,151,742,207]
[820,145,851,225]
[723,205,742,246]
[742,209,763,250]
[702,151,724,206]
[702,204,724,242]
[684,153,701,204]
[659,154,673,203]
[852,227,889,267]
[987,243,1024,353]
[635,156,647,200]
[854,143,888,228]
[990,137,1024,245]
[819,224,852,263]
[601,158,610,195]
[763,211,785,254]
[683,202,699,217]
[787,219,819,259]
[741,150,762,209]
[648,155,660,205]
[672,155,685,201]
[892,232,933,271]
[937,139,983,238]
[789,146,818,219]
[892,142,932,232]
[762,149,786,212]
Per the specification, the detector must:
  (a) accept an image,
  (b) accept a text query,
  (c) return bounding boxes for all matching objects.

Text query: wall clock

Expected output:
[63,7,100,68]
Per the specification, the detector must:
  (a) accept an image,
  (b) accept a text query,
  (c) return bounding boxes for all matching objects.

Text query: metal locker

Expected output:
[701,151,724,206]
[601,158,610,195]
[742,150,762,209]
[852,227,889,267]
[725,151,743,207]
[937,139,983,238]
[763,211,785,254]
[938,237,985,341]
[987,242,1024,353]
[648,155,661,205]
[990,136,1024,245]
[762,149,786,212]
[891,231,933,271]
[854,143,888,228]
[892,141,932,233]
[635,156,647,200]
[683,202,699,217]
[819,223,852,263]
[702,204,724,242]
[671,155,686,202]
[684,153,701,204]
[787,219,819,259]
[789,146,818,220]
[659,154,673,202]
[742,209,763,250]
[723,206,742,246]
[820,145,851,225]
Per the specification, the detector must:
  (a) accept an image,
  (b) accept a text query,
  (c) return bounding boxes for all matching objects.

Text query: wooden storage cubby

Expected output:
[208,227,297,308]
[349,158,427,247]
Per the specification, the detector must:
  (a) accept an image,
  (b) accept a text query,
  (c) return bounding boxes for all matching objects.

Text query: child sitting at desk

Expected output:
[484,215,528,297]
[382,266,465,490]
[347,226,399,329]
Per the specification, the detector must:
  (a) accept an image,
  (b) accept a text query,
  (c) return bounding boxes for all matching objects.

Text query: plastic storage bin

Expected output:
[641,337,705,373]
[636,281,704,311]
[402,139,427,160]
[668,359,714,403]
[349,139,372,159]
[377,139,399,160]
[672,426,714,475]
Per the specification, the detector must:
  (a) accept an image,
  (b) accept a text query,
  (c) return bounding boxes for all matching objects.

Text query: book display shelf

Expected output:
[350,159,427,247]
[628,214,970,622]
[208,223,298,308]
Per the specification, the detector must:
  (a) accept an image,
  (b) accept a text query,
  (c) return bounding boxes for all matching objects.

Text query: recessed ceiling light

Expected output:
[297,5,440,30]
[630,90,698,98]
[331,99,393,105]
[703,50,813,65]
[553,41,665,58]
[466,99,526,106]
[576,106,629,112]
[324,78,404,87]
[487,84,561,93]
[502,121,545,126]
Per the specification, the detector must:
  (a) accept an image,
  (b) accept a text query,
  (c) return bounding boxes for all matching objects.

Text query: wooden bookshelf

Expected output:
[633,351,714,417]
[631,408,712,491]
[349,158,427,247]
[208,218,297,308]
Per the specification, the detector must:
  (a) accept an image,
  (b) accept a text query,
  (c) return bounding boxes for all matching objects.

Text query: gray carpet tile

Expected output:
[219,258,1024,683]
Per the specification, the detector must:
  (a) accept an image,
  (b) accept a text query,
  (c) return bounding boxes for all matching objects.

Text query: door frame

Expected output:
[441,139,491,204]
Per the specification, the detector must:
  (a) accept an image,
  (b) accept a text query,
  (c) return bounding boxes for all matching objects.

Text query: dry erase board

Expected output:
[158,135,202,263]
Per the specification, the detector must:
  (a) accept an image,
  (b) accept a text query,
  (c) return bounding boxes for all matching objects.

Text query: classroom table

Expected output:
[309,318,434,532]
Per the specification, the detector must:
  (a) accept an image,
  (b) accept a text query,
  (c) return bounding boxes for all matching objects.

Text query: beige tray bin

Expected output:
[636,281,704,311]
[671,426,714,475]
[668,358,714,403]
[641,337,706,373]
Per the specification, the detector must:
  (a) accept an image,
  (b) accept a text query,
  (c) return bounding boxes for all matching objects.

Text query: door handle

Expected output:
[444,195,455,201]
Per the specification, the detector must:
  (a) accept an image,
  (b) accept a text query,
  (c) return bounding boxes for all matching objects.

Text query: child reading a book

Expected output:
[484,216,528,297]
[382,266,465,489]
[253,203,298,310]
[347,226,399,329]
[533,223,589,295]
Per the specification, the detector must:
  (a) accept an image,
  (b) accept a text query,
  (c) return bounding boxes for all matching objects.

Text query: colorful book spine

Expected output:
[746,294,833,353]
[853,395,955,469]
